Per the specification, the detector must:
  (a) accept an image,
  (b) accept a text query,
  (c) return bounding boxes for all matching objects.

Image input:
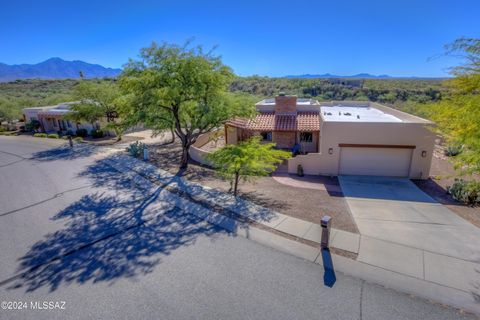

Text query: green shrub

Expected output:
[445,145,462,157]
[297,164,304,177]
[91,129,104,138]
[65,129,74,136]
[33,133,47,138]
[47,133,59,139]
[447,179,480,206]
[73,136,84,142]
[76,128,88,137]
[126,141,146,157]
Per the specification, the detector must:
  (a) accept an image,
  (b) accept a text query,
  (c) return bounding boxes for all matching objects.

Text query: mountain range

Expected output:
[284,73,393,79]
[0,58,122,82]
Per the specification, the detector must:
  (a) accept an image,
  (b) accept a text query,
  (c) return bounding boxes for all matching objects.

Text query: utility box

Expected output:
[321,215,332,249]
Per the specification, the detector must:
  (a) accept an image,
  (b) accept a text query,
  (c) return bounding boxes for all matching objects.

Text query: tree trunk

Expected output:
[233,172,240,196]
[180,142,190,169]
[169,127,175,143]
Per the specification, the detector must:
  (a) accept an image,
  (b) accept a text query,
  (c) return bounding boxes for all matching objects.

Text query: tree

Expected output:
[119,41,254,169]
[69,80,126,140]
[206,137,291,196]
[427,38,480,174]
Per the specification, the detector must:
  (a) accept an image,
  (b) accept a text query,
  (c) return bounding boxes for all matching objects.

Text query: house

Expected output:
[225,94,435,179]
[23,103,96,134]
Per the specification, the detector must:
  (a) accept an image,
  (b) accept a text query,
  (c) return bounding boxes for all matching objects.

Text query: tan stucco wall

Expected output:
[288,121,435,179]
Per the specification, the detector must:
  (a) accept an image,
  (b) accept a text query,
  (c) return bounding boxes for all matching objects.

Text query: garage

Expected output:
[339,145,414,177]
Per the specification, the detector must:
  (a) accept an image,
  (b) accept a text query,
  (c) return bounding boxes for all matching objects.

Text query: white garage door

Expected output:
[339,147,413,177]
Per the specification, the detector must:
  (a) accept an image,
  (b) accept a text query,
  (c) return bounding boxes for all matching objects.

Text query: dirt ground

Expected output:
[413,146,480,228]
[148,141,358,233]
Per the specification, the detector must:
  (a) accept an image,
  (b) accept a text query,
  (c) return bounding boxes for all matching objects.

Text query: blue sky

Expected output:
[0,0,478,77]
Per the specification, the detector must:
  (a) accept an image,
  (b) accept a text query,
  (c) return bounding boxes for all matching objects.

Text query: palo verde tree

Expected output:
[206,137,291,196]
[427,38,480,174]
[67,80,126,140]
[119,41,254,169]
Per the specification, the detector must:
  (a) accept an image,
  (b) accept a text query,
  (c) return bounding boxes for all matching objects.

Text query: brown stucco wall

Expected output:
[273,131,296,149]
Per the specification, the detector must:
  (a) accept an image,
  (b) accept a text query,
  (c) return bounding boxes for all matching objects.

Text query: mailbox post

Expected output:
[321,215,332,249]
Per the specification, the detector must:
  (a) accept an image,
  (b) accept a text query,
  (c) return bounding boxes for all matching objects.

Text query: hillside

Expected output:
[0,58,122,82]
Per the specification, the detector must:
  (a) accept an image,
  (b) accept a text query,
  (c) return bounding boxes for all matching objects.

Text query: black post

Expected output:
[68,135,73,148]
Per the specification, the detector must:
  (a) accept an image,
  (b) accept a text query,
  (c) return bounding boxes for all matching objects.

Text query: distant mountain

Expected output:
[284,73,393,79]
[0,58,122,82]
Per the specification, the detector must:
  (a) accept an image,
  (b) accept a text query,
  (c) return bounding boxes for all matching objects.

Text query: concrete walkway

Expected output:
[91,147,480,315]
[272,172,342,193]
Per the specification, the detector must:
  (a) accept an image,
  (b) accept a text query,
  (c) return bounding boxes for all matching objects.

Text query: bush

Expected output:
[65,129,74,136]
[73,136,84,142]
[445,145,462,157]
[47,133,59,139]
[33,133,47,138]
[447,179,480,206]
[91,129,104,138]
[297,164,304,177]
[76,128,88,137]
[126,141,146,158]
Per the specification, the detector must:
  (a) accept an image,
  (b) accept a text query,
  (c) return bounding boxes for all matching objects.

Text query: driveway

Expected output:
[339,176,480,263]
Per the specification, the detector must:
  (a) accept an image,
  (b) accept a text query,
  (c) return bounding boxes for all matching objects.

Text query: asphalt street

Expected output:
[0,136,475,320]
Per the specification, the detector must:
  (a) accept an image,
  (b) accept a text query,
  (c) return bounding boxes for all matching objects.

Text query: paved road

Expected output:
[0,136,475,320]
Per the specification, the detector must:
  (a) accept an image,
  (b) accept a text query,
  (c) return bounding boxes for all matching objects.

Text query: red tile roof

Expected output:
[226,112,320,132]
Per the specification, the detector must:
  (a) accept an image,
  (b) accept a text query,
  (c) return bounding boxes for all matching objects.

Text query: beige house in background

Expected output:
[225,95,435,179]
[23,103,96,134]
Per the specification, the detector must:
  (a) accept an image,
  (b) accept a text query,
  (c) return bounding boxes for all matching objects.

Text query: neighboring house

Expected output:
[23,103,95,134]
[225,94,435,179]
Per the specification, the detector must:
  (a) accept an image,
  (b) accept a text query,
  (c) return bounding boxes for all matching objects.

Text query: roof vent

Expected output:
[278,91,286,96]
[357,115,360,119]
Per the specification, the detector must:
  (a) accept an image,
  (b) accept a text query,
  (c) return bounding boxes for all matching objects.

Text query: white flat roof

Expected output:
[321,105,402,123]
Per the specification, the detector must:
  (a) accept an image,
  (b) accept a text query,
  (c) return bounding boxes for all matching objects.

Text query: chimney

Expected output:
[274,93,297,114]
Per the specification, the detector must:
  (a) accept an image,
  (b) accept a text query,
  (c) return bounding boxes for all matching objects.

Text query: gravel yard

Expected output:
[148,140,358,233]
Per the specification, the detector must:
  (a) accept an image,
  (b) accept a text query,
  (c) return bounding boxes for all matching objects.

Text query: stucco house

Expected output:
[225,94,435,179]
[23,103,96,134]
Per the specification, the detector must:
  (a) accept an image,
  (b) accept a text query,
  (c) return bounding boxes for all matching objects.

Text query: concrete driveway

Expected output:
[339,176,480,263]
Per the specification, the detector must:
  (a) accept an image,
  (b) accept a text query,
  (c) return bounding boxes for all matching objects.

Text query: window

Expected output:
[260,131,272,141]
[300,132,313,143]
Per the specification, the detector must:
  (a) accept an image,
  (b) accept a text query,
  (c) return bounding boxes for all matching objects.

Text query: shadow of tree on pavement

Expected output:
[31,144,97,162]
[6,154,227,292]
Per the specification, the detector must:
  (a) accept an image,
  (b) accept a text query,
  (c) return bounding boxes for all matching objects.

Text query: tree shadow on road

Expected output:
[31,144,97,162]
[4,155,228,293]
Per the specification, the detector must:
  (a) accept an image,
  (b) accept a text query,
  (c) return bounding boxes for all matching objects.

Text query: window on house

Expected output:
[260,131,272,141]
[300,132,313,143]
[67,120,71,128]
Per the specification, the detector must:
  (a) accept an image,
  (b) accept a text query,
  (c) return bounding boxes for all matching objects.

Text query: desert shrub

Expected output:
[126,141,146,157]
[25,119,41,132]
[73,136,84,142]
[445,145,462,157]
[447,179,480,206]
[47,133,59,139]
[76,128,88,137]
[33,133,47,138]
[91,129,104,138]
